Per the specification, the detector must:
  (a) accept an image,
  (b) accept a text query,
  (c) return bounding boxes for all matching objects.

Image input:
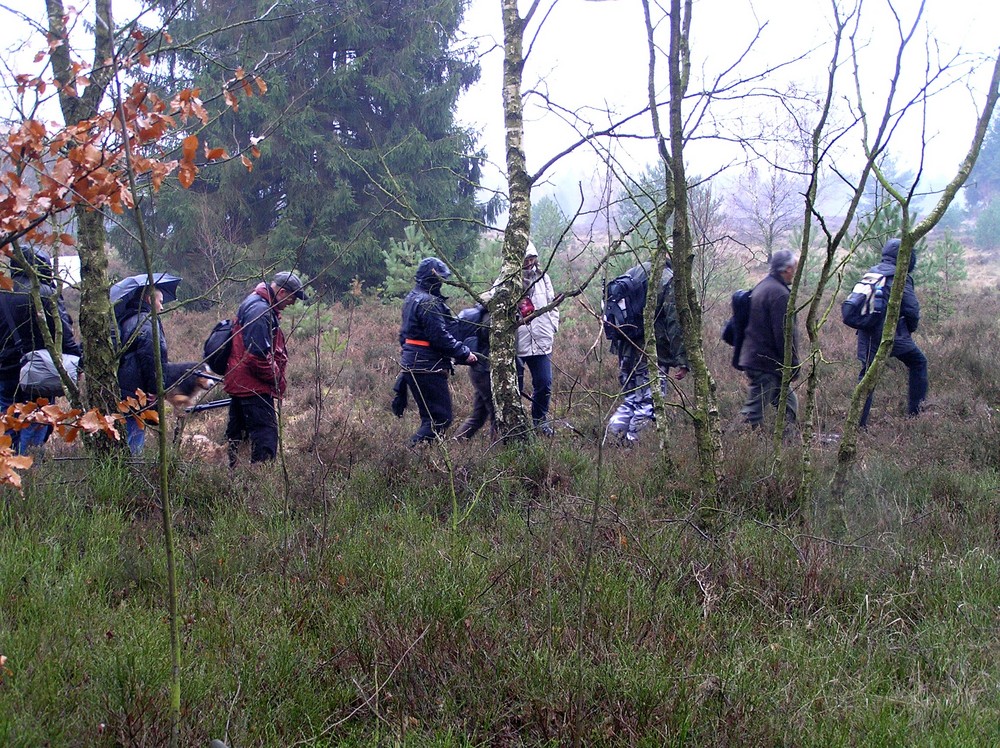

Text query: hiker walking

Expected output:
[0,249,82,454]
[738,249,799,428]
[394,258,476,445]
[223,271,306,465]
[856,238,927,427]
[451,303,494,439]
[516,242,560,435]
[111,273,184,455]
[604,261,689,444]
[116,288,169,454]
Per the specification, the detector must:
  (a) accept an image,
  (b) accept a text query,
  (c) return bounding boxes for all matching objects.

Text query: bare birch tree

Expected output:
[832,51,1000,504]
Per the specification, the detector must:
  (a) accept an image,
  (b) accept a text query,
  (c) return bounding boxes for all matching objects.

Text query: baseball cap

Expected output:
[273,271,307,300]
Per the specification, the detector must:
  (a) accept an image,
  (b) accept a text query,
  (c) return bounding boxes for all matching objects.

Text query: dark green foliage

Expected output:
[917,232,968,321]
[531,195,569,253]
[616,162,668,249]
[113,0,496,296]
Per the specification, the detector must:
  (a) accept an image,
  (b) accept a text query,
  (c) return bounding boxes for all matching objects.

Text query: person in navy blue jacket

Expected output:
[395,258,476,444]
[117,287,168,454]
[451,303,493,439]
[856,238,927,427]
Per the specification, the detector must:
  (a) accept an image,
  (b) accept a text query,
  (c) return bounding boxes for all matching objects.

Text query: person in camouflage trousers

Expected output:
[606,262,688,444]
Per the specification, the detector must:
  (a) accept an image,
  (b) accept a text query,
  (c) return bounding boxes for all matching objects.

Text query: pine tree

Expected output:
[115,0,494,294]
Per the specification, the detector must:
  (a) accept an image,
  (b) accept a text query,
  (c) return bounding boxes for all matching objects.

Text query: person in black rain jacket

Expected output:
[394,257,476,444]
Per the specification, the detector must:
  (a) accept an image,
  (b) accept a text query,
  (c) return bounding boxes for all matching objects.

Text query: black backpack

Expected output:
[603,265,649,346]
[721,288,752,370]
[203,318,235,375]
[841,271,887,330]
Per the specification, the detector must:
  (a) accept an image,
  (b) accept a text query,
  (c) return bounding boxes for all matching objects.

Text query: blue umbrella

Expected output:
[110,272,182,309]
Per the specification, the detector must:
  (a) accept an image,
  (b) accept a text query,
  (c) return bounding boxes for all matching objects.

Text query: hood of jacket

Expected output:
[880,238,916,273]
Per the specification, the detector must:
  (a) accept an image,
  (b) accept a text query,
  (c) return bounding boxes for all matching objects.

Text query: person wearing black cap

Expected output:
[0,248,83,454]
[856,238,927,427]
[394,257,476,444]
[223,270,306,465]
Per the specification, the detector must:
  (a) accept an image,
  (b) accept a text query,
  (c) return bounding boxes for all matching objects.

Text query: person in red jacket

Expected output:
[223,271,306,465]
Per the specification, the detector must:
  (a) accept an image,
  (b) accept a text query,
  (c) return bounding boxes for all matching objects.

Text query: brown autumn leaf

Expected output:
[78,409,109,433]
[181,134,198,162]
[178,163,197,189]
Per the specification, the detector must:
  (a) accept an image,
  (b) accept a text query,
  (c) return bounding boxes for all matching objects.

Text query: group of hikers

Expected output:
[0,249,306,465]
[391,236,928,445]
[0,235,925,461]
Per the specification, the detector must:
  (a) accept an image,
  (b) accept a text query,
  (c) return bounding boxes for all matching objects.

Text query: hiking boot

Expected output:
[537,423,555,437]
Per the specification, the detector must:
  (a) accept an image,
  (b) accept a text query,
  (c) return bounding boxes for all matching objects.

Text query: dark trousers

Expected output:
[859,345,928,428]
[225,394,278,465]
[454,365,494,439]
[516,354,552,425]
[405,371,453,444]
[740,369,797,426]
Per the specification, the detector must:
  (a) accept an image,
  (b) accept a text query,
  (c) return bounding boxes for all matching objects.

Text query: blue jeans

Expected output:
[0,378,52,455]
[516,354,553,426]
[125,416,146,455]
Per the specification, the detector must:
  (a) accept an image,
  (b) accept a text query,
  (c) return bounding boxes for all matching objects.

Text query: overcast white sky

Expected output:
[455,0,1000,214]
[3,0,998,219]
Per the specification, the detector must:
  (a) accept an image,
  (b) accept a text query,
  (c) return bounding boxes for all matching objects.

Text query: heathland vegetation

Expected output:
[3,252,1000,744]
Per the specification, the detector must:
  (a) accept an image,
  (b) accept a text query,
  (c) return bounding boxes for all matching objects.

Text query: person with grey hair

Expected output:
[737,250,800,428]
[223,270,307,465]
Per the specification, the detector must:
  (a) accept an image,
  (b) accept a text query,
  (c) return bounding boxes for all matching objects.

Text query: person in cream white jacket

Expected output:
[516,242,560,434]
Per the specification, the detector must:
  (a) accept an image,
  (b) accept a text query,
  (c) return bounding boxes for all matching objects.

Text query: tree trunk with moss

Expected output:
[46,0,121,423]
[492,0,532,442]
[659,0,722,487]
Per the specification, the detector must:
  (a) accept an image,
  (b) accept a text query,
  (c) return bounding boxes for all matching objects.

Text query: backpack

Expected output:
[841,271,887,330]
[603,265,649,346]
[203,318,236,375]
[721,288,752,370]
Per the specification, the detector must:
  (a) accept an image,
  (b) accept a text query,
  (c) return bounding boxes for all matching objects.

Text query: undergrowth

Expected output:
[1,289,999,745]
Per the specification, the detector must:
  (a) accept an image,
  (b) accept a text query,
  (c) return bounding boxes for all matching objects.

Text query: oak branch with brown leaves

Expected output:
[0,29,264,487]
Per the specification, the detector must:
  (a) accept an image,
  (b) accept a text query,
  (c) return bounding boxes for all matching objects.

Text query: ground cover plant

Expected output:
[1,280,1000,746]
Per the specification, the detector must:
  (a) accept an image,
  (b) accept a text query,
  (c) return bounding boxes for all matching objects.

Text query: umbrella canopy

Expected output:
[110,272,182,309]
